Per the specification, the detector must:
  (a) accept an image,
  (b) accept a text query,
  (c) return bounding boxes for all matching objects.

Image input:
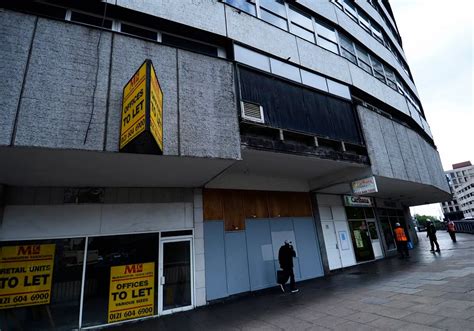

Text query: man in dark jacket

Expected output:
[427,221,440,252]
[278,241,298,293]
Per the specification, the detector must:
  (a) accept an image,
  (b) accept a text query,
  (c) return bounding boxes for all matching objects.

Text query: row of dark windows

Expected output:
[224,0,424,119]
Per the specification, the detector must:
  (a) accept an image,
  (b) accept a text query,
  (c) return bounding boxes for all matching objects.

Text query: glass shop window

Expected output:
[0,238,86,330]
[224,0,257,16]
[259,0,288,30]
[379,217,396,250]
[81,233,159,327]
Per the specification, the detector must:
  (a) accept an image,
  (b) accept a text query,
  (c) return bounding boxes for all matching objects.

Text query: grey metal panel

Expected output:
[357,106,393,177]
[14,18,111,150]
[177,50,241,160]
[296,38,352,84]
[296,0,338,24]
[0,11,36,146]
[224,231,251,295]
[245,219,276,291]
[115,0,226,36]
[226,8,300,65]
[378,116,408,180]
[107,34,179,154]
[292,217,324,279]
[349,64,410,116]
[204,221,228,301]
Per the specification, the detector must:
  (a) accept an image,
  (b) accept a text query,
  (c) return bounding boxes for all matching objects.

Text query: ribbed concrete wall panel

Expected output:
[226,8,300,65]
[378,116,408,180]
[405,128,431,185]
[297,0,338,24]
[359,105,447,191]
[0,11,36,146]
[357,106,393,177]
[114,0,226,36]
[177,50,240,159]
[107,34,179,154]
[14,19,111,150]
[392,124,421,182]
[349,64,409,115]
[296,38,351,84]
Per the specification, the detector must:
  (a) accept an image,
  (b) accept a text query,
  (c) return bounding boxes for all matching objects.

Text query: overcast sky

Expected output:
[389,0,473,217]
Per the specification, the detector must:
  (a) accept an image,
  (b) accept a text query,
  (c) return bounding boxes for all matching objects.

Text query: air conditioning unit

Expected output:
[241,101,264,124]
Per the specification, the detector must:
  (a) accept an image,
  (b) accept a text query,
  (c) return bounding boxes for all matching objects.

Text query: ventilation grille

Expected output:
[241,101,264,123]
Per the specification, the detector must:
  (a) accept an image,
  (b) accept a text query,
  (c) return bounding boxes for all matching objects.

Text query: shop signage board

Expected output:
[351,176,378,195]
[120,59,163,154]
[0,244,55,309]
[108,262,155,323]
[344,195,373,207]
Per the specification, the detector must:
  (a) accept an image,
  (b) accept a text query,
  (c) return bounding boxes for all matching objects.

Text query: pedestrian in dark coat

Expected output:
[278,241,298,293]
[427,221,440,252]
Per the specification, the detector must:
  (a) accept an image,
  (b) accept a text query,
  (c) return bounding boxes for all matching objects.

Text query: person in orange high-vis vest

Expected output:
[394,223,409,258]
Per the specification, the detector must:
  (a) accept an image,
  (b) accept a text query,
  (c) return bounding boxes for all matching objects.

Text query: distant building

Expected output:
[1,0,450,329]
[441,161,474,220]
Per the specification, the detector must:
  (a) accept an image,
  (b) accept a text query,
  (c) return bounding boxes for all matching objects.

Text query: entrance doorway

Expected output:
[348,220,375,262]
[159,238,193,315]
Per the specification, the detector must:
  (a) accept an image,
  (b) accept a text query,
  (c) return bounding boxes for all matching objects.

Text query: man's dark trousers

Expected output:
[283,268,296,290]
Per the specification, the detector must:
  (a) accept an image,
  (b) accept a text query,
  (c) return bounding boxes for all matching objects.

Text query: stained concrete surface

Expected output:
[116,232,474,330]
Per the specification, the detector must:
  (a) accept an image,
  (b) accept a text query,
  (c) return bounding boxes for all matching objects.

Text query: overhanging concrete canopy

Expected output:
[0,147,235,187]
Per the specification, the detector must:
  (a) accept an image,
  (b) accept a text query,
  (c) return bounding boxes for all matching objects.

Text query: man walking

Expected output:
[278,241,299,293]
[394,223,409,259]
[427,221,440,252]
[447,220,456,242]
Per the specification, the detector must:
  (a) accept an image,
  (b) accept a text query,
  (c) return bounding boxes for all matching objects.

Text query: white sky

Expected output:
[389,0,474,217]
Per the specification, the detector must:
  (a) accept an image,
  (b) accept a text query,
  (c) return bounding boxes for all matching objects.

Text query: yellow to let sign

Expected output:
[108,262,155,323]
[0,244,55,309]
[149,63,163,151]
[120,62,148,149]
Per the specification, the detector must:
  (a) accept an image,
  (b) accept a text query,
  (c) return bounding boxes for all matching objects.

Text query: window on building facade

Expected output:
[288,5,315,42]
[224,0,257,15]
[259,0,288,30]
[342,0,358,21]
[339,33,357,64]
[370,56,386,82]
[357,10,371,33]
[70,11,113,29]
[121,23,158,41]
[355,45,372,74]
[315,20,339,53]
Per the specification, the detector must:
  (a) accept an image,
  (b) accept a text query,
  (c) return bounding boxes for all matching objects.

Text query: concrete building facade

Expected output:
[0,0,449,329]
[441,161,474,220]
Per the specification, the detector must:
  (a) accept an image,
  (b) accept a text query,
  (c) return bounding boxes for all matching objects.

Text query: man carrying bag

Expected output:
[277,241,299,293]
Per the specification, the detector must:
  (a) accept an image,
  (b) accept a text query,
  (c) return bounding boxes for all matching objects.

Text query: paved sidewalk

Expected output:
[118,232,474,331]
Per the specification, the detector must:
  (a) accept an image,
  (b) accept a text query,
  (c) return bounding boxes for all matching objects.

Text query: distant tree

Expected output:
[414,214,443,229]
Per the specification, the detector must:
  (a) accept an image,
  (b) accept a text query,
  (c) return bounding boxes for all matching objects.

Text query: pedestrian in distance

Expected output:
[394,223,409,259]
[426,221,440,252]
[447,220,457,242]
[278,241,299,293]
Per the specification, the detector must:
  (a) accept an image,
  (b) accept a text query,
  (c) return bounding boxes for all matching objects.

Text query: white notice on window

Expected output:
[338,231,350,250]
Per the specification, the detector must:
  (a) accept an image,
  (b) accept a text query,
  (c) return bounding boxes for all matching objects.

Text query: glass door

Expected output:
[158,238,193,314]
[348,220,375,262]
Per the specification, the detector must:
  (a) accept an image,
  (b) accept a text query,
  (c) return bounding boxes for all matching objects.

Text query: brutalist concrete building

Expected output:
[0,0,450,328]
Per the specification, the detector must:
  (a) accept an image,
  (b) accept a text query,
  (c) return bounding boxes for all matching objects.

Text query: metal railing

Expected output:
[453,221,474,234]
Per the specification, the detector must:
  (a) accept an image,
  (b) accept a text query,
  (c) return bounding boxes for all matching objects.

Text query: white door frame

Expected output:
[158,236,194,315]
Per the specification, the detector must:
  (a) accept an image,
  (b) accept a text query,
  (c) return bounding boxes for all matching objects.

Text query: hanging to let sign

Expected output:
[120,59,163,154]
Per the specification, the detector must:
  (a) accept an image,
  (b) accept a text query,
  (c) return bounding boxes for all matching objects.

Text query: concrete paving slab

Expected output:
[117,232,474,331]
